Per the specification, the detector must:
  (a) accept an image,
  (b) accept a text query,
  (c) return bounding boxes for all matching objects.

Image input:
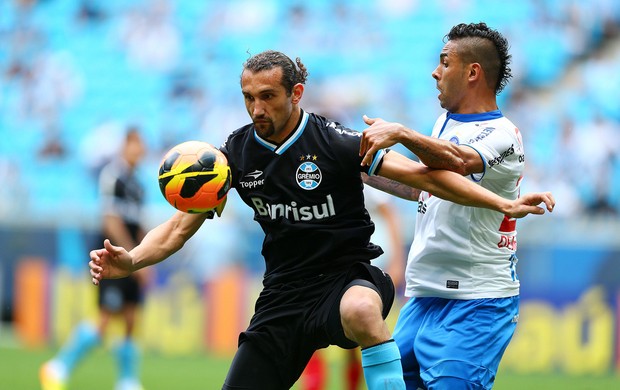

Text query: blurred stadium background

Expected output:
[1,0,620,388]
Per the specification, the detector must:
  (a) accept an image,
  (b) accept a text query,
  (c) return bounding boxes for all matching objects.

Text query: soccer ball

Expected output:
[158,141,232,213]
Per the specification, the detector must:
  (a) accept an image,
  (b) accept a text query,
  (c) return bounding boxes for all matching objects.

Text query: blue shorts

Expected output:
[393,296,519,390]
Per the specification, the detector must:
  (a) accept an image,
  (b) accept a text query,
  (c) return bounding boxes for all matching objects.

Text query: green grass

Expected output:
[2,345,618,389]
[2,346,231,390]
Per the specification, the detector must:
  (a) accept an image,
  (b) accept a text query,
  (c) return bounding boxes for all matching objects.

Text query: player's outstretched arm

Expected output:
[360,115,476,173]
[89,211,210,285]
[376,151,555,218]
[362,173,421,201]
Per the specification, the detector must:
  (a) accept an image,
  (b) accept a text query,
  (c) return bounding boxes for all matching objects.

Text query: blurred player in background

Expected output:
[360,22,540,389]
[88,50,553,390]
[41,127,148,390]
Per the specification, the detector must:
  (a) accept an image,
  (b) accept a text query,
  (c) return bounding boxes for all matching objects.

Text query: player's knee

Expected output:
[341,287,381,320]
[340,286,383,335]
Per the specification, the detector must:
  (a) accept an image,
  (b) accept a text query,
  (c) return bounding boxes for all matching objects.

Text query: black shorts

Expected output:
[98,275,142,312]
[223,262,395,389]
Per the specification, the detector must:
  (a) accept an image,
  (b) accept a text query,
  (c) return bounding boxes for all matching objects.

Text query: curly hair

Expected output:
[446,22,512,94]
[242,50,308,95]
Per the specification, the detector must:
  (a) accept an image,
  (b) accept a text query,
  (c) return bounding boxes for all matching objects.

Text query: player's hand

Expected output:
[504,192,555,218]
[89,239,134,285]
[359,115,404,166]
[204,196,227,219]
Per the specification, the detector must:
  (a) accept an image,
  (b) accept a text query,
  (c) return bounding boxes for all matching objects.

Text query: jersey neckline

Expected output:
[445,110,503,123]
[253,110,310,155]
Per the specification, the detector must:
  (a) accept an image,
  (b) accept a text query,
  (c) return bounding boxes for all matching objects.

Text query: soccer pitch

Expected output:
[2,346,618,389]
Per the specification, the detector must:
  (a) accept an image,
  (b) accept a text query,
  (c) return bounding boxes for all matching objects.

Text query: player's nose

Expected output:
[252,100,266,116]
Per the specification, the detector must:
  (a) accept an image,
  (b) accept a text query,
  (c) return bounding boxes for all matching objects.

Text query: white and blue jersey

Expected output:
[406,110,525,299]
[395,110,525,389]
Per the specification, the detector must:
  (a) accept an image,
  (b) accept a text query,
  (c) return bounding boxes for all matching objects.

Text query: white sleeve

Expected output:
[464,123,523,181]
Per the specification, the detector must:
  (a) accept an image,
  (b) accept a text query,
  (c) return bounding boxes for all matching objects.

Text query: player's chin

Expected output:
[254,125,273,138]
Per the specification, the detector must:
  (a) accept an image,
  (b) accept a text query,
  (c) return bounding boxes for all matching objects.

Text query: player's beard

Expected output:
[253,118,275,140]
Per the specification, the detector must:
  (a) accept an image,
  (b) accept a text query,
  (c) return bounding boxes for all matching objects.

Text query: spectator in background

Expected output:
[116,0,180,73]
[41,127,149,390]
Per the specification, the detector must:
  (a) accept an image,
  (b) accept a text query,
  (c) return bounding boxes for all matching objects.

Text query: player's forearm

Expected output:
[379,151,510,213]
[400,130,467,173]
[363,174,421,201]
[420,169,512,213]
[129,211,207,270]
[128,228,180,270]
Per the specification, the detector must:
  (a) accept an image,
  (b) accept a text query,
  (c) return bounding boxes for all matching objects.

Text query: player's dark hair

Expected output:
[242,50,308,95]
[446,22,512,94]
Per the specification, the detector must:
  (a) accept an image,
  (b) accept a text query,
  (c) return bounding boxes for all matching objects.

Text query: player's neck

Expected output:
[453,97,498,114]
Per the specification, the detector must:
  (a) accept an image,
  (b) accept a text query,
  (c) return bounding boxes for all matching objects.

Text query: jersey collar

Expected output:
[446,110,503,122]
[253,110,310,155]
[439,110,503,138]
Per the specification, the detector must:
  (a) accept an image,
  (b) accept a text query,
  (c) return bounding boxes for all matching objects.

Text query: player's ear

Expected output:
[469,63,482,82]
[291,83,304,104]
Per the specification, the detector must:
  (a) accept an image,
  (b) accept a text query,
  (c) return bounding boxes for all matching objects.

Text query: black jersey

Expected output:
[98,159,144,241]
[221,110,387,286]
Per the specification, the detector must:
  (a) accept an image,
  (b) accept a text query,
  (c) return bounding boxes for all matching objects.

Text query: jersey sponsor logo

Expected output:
[498,234,517,250]
[250,194,336,221]
[297,162,322,190]
[488,144,515,167]
[245,170,263,179]
[240,170,264,189]
[499,192,521,252]
[449,136,459,145]
[499,215,516,232]
[446,280,459,289]
[417,191,431,214]
[468,126,495,143]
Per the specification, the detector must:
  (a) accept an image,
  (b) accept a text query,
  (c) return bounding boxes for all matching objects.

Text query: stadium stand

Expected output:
[1,0,619,221]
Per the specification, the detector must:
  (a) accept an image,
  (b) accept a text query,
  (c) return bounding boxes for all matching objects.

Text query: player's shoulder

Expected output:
[220,123,253,152]
[307,111,362,139]
[492,115,522,140]
[225,123,253,142]
[99,158,125,180]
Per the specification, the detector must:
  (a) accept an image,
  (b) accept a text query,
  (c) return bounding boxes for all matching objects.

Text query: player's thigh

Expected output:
[222,340,287,390]
[393,297,427,389]
[417,297,519,389]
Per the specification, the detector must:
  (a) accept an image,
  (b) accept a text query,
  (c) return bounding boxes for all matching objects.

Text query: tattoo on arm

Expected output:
[363,175,421,201]
[403,137,461,172]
